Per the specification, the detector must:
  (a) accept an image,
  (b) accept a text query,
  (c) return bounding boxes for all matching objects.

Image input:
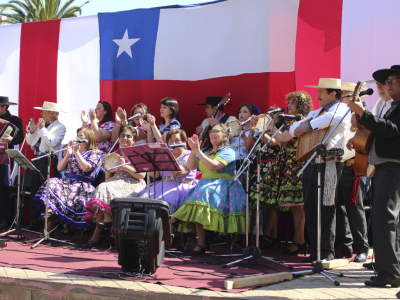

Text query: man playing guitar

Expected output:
[195,96,235,137]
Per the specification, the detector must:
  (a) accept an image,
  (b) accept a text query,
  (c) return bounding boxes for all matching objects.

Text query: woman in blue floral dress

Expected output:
[173,124,247,254]
[142,97,181,143]
[32,128,104,230]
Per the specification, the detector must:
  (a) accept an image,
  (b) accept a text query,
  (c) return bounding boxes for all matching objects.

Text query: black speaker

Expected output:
[110,197,172,273]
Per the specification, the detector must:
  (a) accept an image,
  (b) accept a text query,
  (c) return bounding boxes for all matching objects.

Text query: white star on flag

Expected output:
[113,29,140,58]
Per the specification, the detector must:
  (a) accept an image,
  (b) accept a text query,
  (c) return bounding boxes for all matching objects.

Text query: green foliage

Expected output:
[0,0,89,24]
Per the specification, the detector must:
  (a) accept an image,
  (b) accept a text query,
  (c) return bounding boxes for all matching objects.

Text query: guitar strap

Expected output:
[219,114,230,124]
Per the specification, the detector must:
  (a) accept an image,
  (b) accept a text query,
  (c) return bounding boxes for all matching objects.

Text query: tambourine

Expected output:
[104,152,122,172]
[226,119,241,137]
[254,114,272,133]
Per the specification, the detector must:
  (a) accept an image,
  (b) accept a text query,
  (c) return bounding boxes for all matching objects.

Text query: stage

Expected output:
[0,228,386,299]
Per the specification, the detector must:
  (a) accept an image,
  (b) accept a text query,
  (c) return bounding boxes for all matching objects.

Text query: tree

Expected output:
[0,0,89,24]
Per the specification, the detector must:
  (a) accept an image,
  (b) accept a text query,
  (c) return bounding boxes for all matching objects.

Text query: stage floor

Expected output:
[0,229,390,300]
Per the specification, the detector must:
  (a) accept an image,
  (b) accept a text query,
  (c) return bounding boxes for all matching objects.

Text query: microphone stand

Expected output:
[291,108,352,286]
[28,147,78,249]
[222,119,292,270]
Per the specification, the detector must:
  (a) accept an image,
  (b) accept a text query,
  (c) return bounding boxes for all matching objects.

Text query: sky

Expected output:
[0,0,216,17]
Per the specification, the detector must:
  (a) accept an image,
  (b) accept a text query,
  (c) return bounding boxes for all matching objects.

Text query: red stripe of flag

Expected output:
[295,0,343,107]
[100,72,296,136]
[18,19,61,158]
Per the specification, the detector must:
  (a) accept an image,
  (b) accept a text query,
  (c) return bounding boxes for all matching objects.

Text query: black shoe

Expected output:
[353,253,367,262]
[363,262,375,270]
[283,242,308,256]
[365,276,400,288]
[301,253,317,263]
[190,244,206,255]
[334,249,353,259]
[262,236,281,249]
[82,239,101,249]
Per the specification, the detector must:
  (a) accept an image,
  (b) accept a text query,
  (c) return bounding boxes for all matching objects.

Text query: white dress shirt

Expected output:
[26,119,66,153]
[289,102,351,150]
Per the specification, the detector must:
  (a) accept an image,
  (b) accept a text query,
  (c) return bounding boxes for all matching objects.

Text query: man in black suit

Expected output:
[347,65,400,288]
[0,97,24,229]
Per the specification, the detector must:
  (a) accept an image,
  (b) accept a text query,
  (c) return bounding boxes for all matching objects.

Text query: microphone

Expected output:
[72,139,88,144]
[345,88,374,98]
[239,117,251,126]
[278,114,302,121]
[26,118,33,133]
[127,112,142,121]
[169,143,186,149]
[266,107,285,115]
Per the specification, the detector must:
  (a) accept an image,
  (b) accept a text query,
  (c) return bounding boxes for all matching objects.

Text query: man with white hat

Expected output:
[289,78,350,263]
[25,101,66,231]
[347,65,400,288]
[0,96,23,230]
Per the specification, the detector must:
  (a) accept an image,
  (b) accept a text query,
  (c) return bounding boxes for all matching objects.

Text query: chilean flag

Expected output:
[0,0,398,146]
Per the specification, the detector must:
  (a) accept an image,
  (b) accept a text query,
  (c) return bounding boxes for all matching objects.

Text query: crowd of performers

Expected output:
[1,65,400,288]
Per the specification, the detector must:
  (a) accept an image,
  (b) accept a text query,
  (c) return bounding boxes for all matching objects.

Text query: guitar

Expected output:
[352,80,375,177]
[198,92,231,148]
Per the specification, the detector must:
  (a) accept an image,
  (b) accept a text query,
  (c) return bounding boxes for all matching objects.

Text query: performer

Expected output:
[142,97,181,143]
[25,101,66,231]
[111,103,150,145]
[84,125,146,248]
[334,82,370,263]
[195,96,235,137]
[140,129,198,214]
[290,78,350,263]
[173,124,247,254]
[81,101,115,153]
[0,97,23,230]
[250,92,313,256]
[31,128,103,230]
[346,65,400,288]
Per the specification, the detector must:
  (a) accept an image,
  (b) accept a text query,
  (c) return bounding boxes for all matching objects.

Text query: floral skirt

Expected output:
[84,172,145,224]
[32,177,95,229]
[173,178,248,234]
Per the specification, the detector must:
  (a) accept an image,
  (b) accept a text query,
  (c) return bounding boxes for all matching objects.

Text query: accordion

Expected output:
[0,118,17,142]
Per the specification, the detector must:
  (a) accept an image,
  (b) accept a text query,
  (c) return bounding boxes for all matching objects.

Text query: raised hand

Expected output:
[38,118,45,130]
[88,108,96,122]
[81,110,88,124]
[140,119,151,131]
[188,134,200,153]
[147,114,156,126]
[115,111,121,123]
[117,107,127,124]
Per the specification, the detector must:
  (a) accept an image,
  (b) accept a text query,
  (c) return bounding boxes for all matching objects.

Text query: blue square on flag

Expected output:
[99,9,160,81]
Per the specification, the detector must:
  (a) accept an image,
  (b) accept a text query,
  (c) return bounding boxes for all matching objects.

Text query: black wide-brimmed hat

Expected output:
[0,96,17,106]
[197,96,231,106]
[372,65,400,84]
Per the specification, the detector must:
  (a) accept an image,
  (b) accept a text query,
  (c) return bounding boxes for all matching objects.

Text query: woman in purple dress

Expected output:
[142,97,181,143]
[140,129,198,214]
[32,128,104,230]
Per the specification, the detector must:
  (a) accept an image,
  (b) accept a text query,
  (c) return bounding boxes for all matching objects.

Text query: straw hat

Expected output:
[33,101,65,113]
[306,78,341,89]
[341,82,367,92]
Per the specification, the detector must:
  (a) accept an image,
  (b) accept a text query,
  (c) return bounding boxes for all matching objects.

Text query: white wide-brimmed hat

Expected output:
[306,78,341,89]
[341,82,367,92]
[33,101,65,113]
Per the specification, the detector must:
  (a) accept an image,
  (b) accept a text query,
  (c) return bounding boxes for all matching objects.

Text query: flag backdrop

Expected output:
[0,0,398,148]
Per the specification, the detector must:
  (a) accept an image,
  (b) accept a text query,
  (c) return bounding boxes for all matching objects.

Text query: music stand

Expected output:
[0,150,42,240]
[120,143,180,198]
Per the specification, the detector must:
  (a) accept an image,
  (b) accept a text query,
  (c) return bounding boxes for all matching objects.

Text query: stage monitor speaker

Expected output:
[110,197,172,273]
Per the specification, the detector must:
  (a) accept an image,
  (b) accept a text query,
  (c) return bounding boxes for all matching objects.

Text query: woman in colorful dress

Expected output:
[173,124,247,254]
[81,101,115,153]
[142,97,181,143]
[140,129,198,215]
[252,91,313,255]
[84,125,146,248]
[32,128,104,230]
[111,103,150,146]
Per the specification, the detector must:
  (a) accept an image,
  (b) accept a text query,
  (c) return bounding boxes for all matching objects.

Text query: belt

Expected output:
[310,156,341,165]
[375,161,400,170]
[67,174,92,184]
[343,158,355,167]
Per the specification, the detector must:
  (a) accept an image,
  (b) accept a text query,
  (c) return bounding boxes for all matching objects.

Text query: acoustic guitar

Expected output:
[352,80,375,178]
[198,92,231,148]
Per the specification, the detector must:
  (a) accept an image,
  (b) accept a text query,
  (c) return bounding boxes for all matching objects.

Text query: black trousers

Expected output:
[29,157,59,225]
[335,165,369,254]
[372,163,400,282]
[0,165,11,223]
[302,161,342,256]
